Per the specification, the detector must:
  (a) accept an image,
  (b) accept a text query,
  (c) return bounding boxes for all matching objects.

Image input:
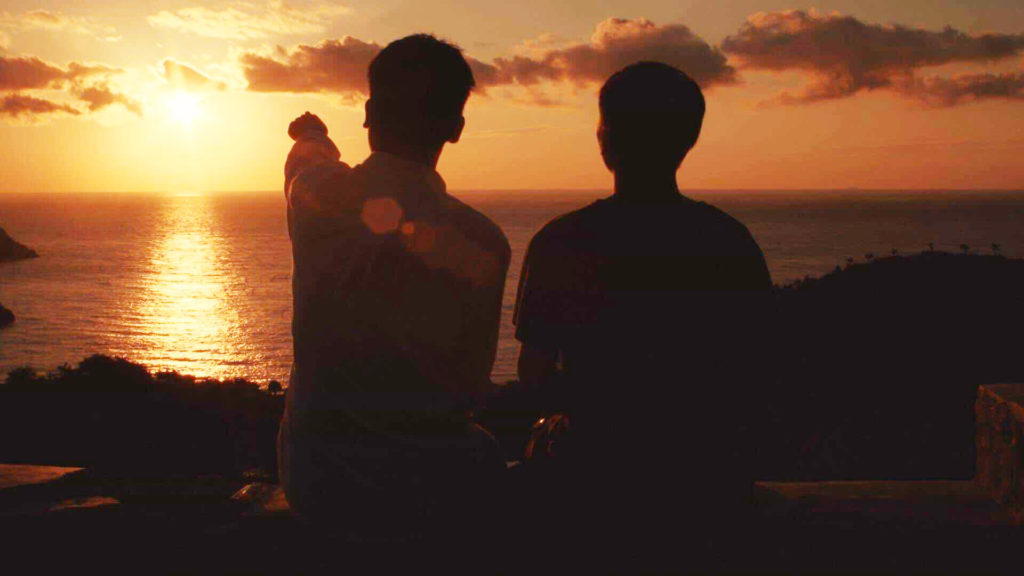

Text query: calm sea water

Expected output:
[1,190,1022,383]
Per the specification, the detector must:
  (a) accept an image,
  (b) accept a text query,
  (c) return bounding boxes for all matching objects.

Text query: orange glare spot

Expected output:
[400,221,415,235]
[360,197,403,234]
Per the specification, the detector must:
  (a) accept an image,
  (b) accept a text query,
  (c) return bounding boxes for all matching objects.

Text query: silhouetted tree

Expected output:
[268,380,283,394]
[846,257,854,268]
[891,248,899,257]
[865,253,875,261]
[3,366,36,387]
[992,243,1001,256]
[960,244,970,255]
[927,242,935,252]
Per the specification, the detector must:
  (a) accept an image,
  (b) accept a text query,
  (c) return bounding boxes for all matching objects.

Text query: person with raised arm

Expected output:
[278,34,510,539]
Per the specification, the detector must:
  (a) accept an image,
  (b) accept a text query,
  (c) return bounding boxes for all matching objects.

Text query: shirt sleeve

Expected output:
[283,134,356,243]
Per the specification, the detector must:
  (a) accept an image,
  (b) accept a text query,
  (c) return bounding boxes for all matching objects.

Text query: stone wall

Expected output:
[975,383,1024,524]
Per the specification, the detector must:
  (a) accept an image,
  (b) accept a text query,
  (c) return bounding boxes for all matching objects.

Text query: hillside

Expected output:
[761,251,1024,480]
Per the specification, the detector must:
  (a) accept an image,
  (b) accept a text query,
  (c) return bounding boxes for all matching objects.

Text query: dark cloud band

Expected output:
[721,10,1024,104]
[239,18,735,105]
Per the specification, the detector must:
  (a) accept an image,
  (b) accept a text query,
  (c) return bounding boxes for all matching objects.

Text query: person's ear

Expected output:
[363,99,374,129]
[446,115,465,144]
[598,121,617,172]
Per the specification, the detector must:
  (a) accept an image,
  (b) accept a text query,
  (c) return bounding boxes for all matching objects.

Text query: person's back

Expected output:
[513,63,772,527]
[279,34,510,536]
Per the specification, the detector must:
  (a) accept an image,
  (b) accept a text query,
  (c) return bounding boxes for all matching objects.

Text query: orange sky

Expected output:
[0,1,1022,193]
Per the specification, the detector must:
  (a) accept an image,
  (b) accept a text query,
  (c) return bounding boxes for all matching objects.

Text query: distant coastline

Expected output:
[0,302,13,328]
[0,226,38,328]
[0,226,37,263]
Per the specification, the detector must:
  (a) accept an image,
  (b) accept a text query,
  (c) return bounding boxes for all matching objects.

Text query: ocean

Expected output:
[1,190,1022,384]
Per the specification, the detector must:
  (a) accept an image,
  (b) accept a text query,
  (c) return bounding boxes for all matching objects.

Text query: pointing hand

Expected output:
[288,112,328,141]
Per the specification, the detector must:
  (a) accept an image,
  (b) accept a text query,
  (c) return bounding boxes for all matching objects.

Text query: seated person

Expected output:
[278,34,511,539]
[512,62,774,530]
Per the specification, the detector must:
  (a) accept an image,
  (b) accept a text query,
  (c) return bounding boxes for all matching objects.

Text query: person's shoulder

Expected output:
[691,200,753,235]
[446,195,511,259]
[688,200,765,253]
[288,159,355,209]
[530,199,608,248]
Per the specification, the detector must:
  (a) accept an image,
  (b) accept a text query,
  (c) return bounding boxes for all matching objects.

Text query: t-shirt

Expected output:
[513,193,773,481]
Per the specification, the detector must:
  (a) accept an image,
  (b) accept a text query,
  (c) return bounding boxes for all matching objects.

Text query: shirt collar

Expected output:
[364,151,447,197]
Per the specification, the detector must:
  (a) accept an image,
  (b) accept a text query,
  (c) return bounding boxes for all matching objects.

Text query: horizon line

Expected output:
[2,187,1023,195]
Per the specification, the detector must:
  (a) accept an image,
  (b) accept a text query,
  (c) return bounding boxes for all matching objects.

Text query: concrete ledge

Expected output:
[976,383,1024,524]
[0,464,83,490]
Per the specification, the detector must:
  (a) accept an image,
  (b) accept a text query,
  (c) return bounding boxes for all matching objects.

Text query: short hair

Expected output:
[368,34,475,119]
[599,62,705,167]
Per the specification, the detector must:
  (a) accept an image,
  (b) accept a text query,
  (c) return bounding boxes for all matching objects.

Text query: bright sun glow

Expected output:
[165,92,204,129]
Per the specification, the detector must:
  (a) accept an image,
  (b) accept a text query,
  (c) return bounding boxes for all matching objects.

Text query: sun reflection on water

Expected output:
[128,195,244,380]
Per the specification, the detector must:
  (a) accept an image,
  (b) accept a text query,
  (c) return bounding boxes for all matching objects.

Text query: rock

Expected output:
[975,383,1024,525]
[0,303,12,327]
[0,227,38,263]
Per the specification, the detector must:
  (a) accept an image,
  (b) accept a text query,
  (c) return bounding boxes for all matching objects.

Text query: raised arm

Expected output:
[283,113,357,243]
[285,112,341,196]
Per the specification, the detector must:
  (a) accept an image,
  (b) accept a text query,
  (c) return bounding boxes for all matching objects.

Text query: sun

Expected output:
[165,91,204,129]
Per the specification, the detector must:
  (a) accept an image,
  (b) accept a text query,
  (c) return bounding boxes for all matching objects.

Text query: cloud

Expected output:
[0,9,120,41]
[0,93,79,119]
[72,83,142,115]
[0,55,67,90]
[896,71,1024,107]
[239,18,733,103]
[484,18,736,89]
[0,55,115,91]
[0,54,138,121]
[241,36,379,94]
[162,59,228,91]
[721,10,1024,103]
[148,1,350,40]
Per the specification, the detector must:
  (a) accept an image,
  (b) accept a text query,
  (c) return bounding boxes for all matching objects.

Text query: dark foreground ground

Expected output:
[2,252,1023,573]
[2,464,1022,575]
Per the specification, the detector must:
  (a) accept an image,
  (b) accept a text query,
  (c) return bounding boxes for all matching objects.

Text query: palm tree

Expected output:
[927,242,935,252]
[960,243,969,255]
[992,243,1001,256]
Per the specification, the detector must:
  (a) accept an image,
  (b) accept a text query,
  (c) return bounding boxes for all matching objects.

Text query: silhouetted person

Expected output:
[278,34,510,539]
[511,62,773,551]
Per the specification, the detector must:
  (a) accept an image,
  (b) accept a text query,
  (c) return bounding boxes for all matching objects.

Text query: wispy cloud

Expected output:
[72,83,142,115]
[161,59,228,91]
[896,71,1024,107]
[148,1,350,40]
[0,9,120,42]
[0,93,79,119]
[721,9,1024,105]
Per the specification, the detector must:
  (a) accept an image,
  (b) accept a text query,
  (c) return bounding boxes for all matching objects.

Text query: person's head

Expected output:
[365,34,475,159]
[598,62,705,176]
